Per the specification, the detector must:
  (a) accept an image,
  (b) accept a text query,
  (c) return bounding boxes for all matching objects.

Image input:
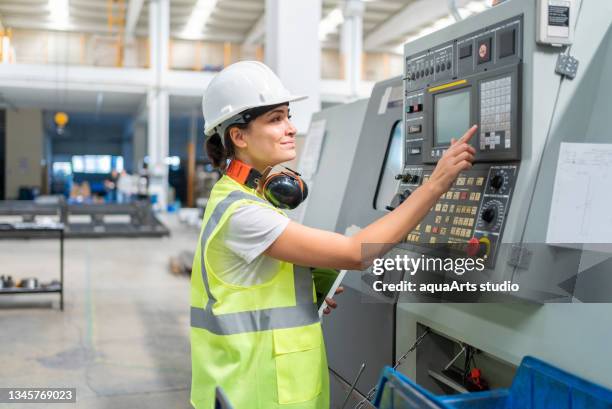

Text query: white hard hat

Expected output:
[202,61,307,137]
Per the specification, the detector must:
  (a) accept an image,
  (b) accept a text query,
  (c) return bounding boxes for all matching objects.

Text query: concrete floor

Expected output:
[0,215,199,409]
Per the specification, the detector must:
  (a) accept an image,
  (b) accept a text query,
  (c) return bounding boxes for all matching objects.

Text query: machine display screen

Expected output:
[434,89,470,146]
[375,121,403,211]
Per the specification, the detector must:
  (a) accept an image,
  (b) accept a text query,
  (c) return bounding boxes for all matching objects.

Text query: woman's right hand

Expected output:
[426,125,478,196]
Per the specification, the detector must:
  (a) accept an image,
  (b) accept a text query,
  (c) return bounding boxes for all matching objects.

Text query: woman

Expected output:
[191,61,477,409]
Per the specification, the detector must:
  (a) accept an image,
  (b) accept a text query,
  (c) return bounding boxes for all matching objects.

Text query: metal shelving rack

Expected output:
[0,222,64,310]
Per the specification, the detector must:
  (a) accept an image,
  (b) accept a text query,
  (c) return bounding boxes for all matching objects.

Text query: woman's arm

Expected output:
[265,125,478,270]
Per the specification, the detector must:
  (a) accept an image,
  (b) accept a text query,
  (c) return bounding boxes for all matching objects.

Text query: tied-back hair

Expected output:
[205,124,246,171]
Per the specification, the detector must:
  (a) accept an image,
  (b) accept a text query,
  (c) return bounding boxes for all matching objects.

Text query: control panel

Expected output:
[385,15,523,265]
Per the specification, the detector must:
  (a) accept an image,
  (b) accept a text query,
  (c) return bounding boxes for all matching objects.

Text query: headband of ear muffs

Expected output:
[225,159,308,210]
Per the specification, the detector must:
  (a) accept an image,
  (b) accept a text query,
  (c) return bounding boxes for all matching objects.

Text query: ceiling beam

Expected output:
[242,13,264,46]
[125,0,145,37]
[364,0,472,51]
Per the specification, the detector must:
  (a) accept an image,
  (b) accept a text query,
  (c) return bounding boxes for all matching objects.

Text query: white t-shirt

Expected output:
[206,203,290,286]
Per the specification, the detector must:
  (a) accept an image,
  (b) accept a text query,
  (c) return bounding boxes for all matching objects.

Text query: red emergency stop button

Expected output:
[467,237,480,257]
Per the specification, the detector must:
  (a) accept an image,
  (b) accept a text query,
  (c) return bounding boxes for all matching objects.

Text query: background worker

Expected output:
[191,61,477,409]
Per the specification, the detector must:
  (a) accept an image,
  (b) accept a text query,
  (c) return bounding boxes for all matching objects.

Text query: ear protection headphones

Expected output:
[226,159,308,210]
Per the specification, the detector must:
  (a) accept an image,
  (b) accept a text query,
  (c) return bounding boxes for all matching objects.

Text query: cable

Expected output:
[512,0,585,283]
[353,328,431,409]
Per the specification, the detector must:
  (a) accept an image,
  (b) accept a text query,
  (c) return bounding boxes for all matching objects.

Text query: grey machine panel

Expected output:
[322,76,406,405]
[326,0,612,402]
[296,99,368,232]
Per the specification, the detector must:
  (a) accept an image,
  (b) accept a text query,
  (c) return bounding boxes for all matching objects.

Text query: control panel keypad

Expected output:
[405,169,488,245]
[480,76,512,151]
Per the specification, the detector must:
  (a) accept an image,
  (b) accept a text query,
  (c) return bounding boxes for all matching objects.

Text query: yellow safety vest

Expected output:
[190,175,329,409]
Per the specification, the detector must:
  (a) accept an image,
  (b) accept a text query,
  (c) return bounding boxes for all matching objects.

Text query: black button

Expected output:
[408,125,422,134]
[417,103,423,111]
[499,29,516,59]
[420,69,424,77]
[436,64,440,73]
[447,61,451,70]
[441,63,445,71]
[477,37,492,64]
[460,44,472,59]
[416,71,420,79]
[411,73,416,80]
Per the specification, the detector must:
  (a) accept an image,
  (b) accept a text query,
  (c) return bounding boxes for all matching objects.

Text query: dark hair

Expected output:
[205,124,244,171]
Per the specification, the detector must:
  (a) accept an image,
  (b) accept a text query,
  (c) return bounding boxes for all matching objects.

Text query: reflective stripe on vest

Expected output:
[191,190,319,336]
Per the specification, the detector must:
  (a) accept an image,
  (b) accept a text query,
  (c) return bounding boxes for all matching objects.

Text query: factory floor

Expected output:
[0,215,199,409]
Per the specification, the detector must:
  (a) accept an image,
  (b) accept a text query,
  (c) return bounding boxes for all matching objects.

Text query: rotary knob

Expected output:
[490,173,504,191]
[481,207,497,224]
[386,189,412,211]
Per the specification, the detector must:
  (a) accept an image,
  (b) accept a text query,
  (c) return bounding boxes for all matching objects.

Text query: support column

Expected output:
[341,0,365,98]
[265,0,321,134]
[147,0,170,211]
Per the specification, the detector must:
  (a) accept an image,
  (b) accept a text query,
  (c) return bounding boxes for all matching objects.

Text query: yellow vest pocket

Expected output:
[273,323,323,405]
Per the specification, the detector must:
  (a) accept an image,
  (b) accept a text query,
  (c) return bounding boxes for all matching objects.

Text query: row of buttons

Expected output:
[407,61,452,81]
[434,203,478,214]
[440,190,482,202]
[452,227,473,238]
[430,149,447,157]
[456,176,485,187]
[406,233,421,242]
[453,216,475,227]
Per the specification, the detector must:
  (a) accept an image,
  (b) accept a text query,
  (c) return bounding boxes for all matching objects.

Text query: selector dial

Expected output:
[490,174,504,190]
[476,199,505,233]
[481,207,497,224]
[486,167,515,195]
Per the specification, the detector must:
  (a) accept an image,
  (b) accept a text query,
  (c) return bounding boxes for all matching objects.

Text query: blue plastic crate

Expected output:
[373,356,612,409]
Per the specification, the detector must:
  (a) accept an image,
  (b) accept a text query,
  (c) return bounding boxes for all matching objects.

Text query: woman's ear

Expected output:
[229,127,248,149]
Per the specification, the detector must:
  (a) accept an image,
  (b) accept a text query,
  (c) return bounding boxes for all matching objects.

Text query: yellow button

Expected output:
[446,192,453,199]
[440,227,447,235]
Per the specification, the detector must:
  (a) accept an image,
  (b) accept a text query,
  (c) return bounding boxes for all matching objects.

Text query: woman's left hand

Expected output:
[323,286,344,315]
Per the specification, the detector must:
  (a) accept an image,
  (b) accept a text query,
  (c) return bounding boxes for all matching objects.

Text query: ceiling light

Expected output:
[319,8,344,41]
[182,0,218,39]
[49,0,70,29]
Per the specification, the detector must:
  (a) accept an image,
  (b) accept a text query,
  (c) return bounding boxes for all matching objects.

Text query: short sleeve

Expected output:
[223,204,290,264]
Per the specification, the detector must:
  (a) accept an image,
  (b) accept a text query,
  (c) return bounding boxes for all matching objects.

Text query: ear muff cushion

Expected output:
[262,173,306,210]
